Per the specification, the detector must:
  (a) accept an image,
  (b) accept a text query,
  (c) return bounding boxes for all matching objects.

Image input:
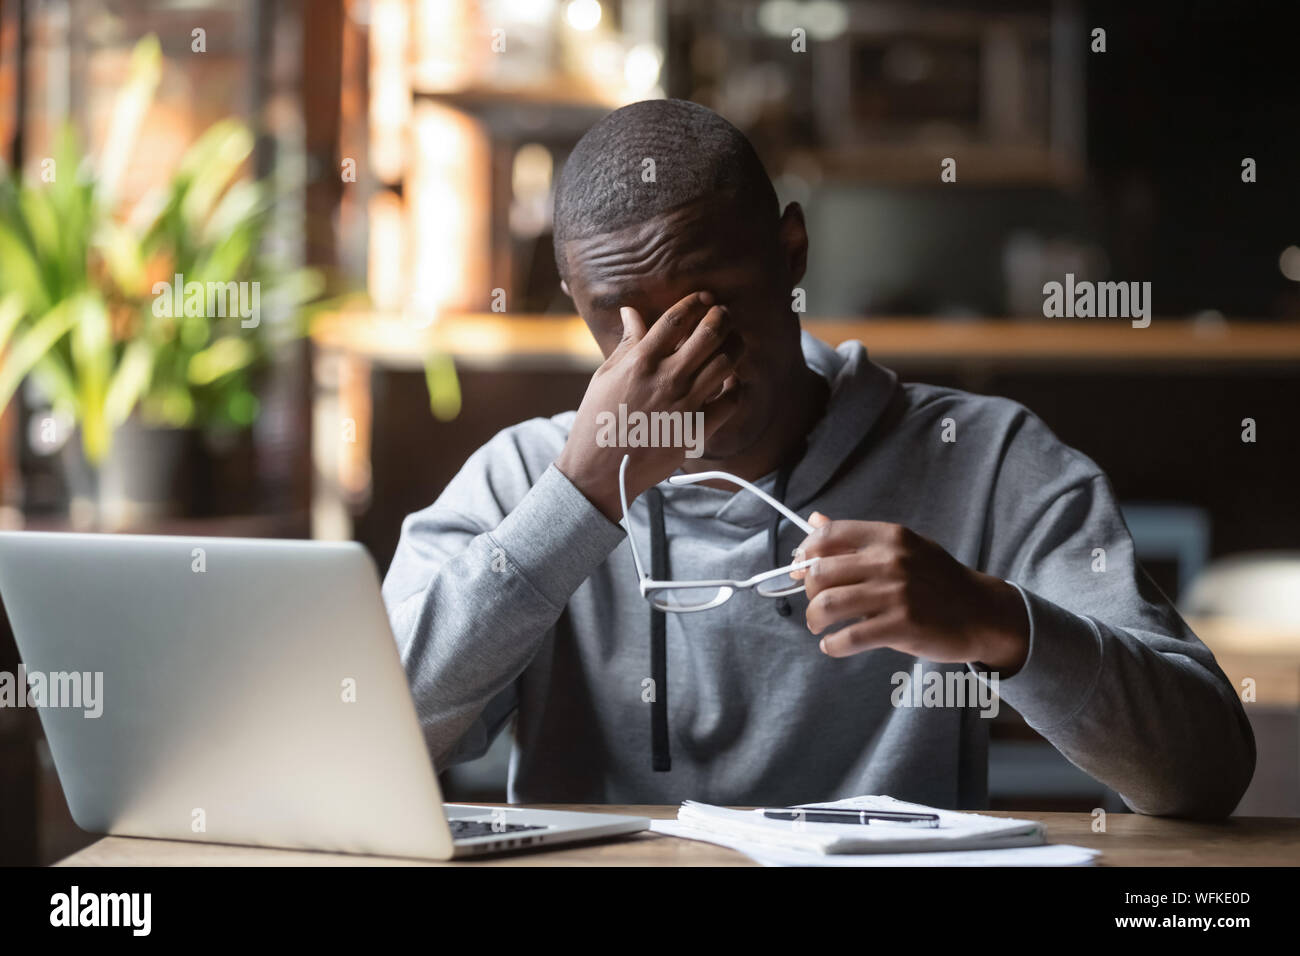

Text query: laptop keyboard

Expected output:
[449,819,548,840]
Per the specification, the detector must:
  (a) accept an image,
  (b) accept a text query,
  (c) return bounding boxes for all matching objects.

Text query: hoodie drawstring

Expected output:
[643,460,799,772]
[644,485,671,772]
[768,462,797,618]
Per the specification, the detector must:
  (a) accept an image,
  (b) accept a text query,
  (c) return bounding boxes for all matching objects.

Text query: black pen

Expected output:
[762,808,941,828]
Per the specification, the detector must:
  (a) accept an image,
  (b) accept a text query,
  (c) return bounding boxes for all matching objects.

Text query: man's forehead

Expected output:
[582,264,757,313]
[562,201,768,301]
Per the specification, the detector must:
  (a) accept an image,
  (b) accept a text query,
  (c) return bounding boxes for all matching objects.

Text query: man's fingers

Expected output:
[805,581,897,635]
[605,306,647,363]
[640,291,715,357]
[620,305,647,341]
[801,549,906,597]
[789,512,830,580]
[669,304,734,376]
[699,383,743,437]
[798,520,908,560]
[800,551,878,596]
[818,616,900,658]
[685,350,734,406]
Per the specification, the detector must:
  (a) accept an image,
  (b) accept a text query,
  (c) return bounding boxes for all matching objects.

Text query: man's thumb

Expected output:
[619,306,645,342]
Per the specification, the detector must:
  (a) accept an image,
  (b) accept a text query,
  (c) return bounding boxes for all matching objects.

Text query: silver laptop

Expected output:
[0,531,648,860]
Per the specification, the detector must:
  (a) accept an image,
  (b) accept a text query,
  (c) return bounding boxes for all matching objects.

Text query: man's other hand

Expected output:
[794,513,1030,674]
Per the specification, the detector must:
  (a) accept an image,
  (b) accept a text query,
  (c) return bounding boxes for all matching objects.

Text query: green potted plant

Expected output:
[0,36,322,527]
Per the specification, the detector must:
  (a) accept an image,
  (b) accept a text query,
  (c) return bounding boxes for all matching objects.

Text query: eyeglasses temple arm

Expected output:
[618,455,651,582]
[667,470,816,533]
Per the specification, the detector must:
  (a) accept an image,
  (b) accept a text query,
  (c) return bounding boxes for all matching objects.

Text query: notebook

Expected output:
[664,794,1048,855]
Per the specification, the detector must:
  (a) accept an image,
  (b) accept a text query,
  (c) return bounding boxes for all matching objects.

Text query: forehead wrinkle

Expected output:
[587,242,730,293]
[567,204,736,282]
[583,226,705,277]
[586,234,678,279]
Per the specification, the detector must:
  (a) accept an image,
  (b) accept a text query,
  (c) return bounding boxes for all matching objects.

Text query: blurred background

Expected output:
[1,0,1298,864]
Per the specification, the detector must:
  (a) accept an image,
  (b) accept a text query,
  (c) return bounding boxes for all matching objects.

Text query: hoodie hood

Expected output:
[660,330,900,528]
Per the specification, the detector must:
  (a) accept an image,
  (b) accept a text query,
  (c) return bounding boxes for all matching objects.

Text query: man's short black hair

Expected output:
[553,99,779,276]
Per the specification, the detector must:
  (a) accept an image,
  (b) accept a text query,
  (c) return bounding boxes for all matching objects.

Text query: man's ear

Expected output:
[560,279,571,298]
[777,202,809,288]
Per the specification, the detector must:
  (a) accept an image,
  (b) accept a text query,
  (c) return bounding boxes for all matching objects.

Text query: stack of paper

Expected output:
[651,794,1099,866]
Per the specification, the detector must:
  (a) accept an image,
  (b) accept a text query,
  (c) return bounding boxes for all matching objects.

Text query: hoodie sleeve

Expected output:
[381,430,626,769]
[980,415,1255,819]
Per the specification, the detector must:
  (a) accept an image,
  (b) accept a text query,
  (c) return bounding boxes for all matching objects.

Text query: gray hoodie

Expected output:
[383,332,1254,817]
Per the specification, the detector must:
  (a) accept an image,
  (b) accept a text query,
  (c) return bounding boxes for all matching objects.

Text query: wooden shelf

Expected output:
[807,318,1300,365]
[312,312,600,370]
[311,312,1300,371]
[412,80,621,112]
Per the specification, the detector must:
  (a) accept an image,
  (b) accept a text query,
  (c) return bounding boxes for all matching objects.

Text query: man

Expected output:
[383,99,1254,817]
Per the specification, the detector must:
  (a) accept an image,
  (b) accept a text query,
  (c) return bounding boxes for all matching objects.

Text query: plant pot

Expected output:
[61,419,202,530]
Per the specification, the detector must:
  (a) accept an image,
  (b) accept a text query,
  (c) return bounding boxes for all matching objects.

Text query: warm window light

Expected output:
[412,0,480,90]
[511,143,554,238]
[336,355,373,500]
[512,143,554,197]
[370,0,410,182]
[500,0,555,25]
[566,0,603,32]
[408,102,490,318]
[624,43,663,94]
[367,190,407,312]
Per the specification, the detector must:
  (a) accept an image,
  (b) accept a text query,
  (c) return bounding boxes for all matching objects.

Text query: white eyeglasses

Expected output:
[619,454,818,613]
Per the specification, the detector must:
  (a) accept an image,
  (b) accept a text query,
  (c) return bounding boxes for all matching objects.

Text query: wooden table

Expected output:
[57,806,1300,867]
